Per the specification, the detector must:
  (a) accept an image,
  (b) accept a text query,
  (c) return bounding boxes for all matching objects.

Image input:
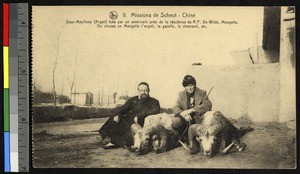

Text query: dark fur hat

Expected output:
[182,75,196,87]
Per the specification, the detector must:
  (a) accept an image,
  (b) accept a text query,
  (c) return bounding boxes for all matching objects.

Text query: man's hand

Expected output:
[113,115,119,123]
[180,109,195,117]
[183,114,193,124]
[134,116,138,123]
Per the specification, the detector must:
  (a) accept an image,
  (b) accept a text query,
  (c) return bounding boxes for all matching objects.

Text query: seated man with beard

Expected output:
[98,82,160,149]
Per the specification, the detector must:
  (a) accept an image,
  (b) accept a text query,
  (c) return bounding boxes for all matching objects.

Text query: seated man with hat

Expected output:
[172,75,212,142]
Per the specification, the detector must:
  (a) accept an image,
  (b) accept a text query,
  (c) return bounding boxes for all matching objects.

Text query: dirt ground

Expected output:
[32,117,296,169]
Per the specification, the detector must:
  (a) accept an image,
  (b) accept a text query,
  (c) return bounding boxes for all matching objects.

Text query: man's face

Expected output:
[138,85,150,99]
[185,84,196,94]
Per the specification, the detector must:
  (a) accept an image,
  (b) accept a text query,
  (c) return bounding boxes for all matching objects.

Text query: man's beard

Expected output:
[140,94,149,99]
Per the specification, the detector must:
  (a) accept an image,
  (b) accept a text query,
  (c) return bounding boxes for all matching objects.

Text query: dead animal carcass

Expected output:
[188,111,253,157]
[130,113,182,155]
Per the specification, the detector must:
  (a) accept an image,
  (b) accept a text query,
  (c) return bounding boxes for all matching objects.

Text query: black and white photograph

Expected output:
[31,6,296,168]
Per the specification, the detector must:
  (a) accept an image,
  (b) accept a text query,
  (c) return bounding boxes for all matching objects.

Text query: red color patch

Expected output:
[3,3,9,46]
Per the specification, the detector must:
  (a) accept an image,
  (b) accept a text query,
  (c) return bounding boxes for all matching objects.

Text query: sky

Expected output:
[32,6,263,108]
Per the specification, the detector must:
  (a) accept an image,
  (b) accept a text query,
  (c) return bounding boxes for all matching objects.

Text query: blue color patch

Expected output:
[4,132,11,172]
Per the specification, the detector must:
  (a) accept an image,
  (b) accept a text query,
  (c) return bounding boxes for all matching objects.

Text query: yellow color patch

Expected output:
[3,46,9,88]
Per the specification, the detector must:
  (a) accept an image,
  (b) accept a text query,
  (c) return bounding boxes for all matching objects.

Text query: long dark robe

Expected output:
[99,96,160,147]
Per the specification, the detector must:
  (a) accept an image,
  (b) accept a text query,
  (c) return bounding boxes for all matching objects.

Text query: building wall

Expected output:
[188,63,280,122]
[187,7,295,123]
[279,7,296,122]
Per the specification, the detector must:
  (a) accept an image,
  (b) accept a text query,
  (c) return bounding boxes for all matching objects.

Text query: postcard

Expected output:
[32,6,296,168]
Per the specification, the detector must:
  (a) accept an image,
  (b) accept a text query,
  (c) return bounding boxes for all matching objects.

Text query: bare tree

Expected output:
[107,94,110,107]
[50,24,64,105]
[113,91,118,104]
[113,73,119,104]
[97,90,100,106]
[67,51,78,104]
[101,88,104,106]
[61,75,64,96]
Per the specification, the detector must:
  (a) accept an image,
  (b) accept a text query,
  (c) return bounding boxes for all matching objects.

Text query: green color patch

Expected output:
[4,89,10,131]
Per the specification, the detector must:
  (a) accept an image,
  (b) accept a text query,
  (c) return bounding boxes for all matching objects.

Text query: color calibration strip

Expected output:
[3,3,29,172]
[3,3,11,172]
